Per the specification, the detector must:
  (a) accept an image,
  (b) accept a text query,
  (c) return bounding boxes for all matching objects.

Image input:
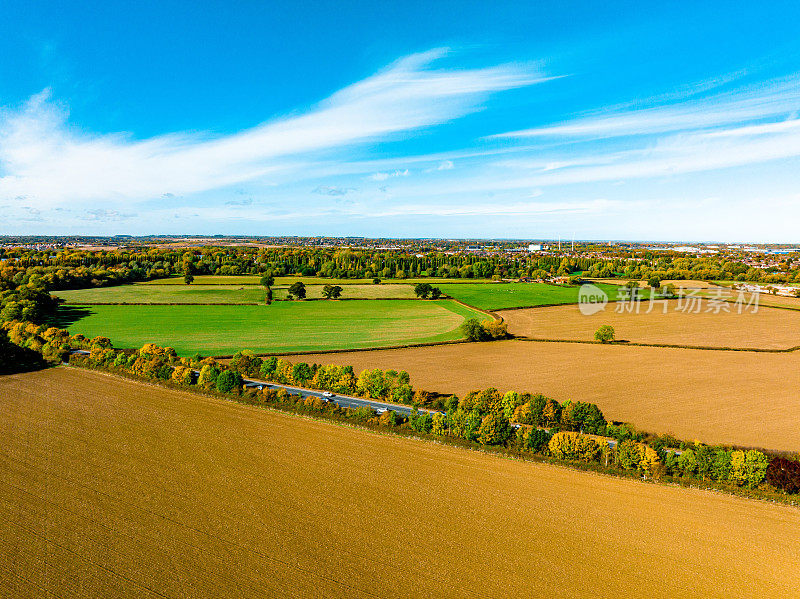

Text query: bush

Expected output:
[461,318,508,341]
[548,432,601,463]
[524,428,552,452]
[352,406,376,422]
[594,325,615,343]
[482,320,509,339]
[729,450,769,488]
[477,413,511,445]
[765,457,800,493]
[216,369,241,394]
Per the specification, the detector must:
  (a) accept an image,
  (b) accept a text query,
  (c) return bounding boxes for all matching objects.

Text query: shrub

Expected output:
[765,457,800,493]
[216,370,241,394]
[477,413,511,445]
[482,320,509,339]
[594,325,615,343]
[352,406,375,423]
[197,364,220,387]
[171,365,194,385]
[616,439,660,475]
[431,412,448,436]
[729,450,769,488]
[379,410,399,427]
[548,432,601,463]
[461,318,488,341]
[524,428,552,453]
[461,318,508,341]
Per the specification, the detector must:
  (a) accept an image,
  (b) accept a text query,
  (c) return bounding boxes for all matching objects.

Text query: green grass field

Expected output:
[55,283,417,303]
[59,300,484,355]
[438,282,625,310]
[55,284,265,304]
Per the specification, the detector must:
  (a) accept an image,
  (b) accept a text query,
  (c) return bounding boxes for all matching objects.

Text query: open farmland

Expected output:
[438,282,622,310]
[696,288,800,311]
[500,300,800,349]
[55,282,417,303]
[55,284,266,304]
[272,284,416,300]
[2,367,799,598]
[286,340,800,451]
[144,275,266,285]
[59,300,482,356]
[145,275,498,286]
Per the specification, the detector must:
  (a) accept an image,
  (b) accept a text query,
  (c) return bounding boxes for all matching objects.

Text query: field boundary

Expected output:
[54,363,800,508]
[448,298,503,322]
[514,336,800,353]
[211,338,474,359]
[61,301,263,306]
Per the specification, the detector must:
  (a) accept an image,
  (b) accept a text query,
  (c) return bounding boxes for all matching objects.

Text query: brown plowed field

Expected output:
[2,368,799,598]
[499,301,800,349]
[289,341,800,451]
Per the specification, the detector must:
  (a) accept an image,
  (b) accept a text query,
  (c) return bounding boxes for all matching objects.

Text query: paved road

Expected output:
[235,373,422,415]
[70,352,678,451]
[67,350,420,415]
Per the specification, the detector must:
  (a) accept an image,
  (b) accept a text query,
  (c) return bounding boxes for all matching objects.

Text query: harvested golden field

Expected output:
[695,288,800,311]
[499,301,800,349]
[2,368,800,598]
[589,279,724,289]
[291,341,800,451]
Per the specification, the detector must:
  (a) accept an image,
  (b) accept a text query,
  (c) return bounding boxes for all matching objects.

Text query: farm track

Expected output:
[2,368,800,598]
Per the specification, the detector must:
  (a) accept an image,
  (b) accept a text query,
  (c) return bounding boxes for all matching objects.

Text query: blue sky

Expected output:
[2,1,800,240]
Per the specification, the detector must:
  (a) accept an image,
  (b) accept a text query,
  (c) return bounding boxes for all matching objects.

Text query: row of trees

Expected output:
[461,318,509,341]
[3,320,795,496]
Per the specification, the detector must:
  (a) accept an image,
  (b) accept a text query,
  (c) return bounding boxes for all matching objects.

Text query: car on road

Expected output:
[322,391,335,398]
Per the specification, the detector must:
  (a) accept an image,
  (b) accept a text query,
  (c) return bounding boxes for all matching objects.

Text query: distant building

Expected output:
[528,244,542,251]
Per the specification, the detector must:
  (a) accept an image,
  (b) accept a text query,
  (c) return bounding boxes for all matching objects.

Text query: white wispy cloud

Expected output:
[0,49,545,206]
[476,72,800,191]
[368,169,410,181]
[493,75,800,140]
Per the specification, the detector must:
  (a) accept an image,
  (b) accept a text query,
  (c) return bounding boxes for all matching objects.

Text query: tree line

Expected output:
[3,319,795,499]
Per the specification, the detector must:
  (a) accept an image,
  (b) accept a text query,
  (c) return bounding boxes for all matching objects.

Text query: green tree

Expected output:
[616,440,641,470]
[322,284,343,299]
[730,450,770,488]
[432,412,448,436]
[215,369,240,393]
[647,275,661,289]
[260,273,275,288]
[414,282,433,298]
[594,325,615,343]
[430,287,443,299]
[184,273,194,285]
[288,281,306,299]
[677,448,698,475]
[292,362,313,385]
[461,318,488,341]
[477,413,511,445]
[524,428,552,452]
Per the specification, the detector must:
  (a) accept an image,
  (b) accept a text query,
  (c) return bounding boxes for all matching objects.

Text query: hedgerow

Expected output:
[3,319,795,501]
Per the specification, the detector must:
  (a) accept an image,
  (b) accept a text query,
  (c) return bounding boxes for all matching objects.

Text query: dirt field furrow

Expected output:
[499,300,800,349]
[290,340,800,451]
[1,367,799,598]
